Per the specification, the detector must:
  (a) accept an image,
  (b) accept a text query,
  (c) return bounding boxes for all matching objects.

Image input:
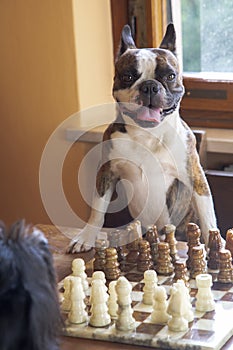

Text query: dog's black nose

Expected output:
[140,80,159,95]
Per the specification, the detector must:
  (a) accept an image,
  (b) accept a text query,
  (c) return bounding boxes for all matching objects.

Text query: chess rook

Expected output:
[195,274,215,312]
[142,270,158,305]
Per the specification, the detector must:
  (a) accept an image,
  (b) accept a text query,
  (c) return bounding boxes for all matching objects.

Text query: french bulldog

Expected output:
[68,23,217,253]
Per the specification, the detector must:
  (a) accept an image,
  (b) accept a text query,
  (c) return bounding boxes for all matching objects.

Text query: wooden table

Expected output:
[38,225,233,350]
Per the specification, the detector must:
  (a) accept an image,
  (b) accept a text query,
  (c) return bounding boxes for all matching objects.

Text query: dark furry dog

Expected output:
[0,220,61,350]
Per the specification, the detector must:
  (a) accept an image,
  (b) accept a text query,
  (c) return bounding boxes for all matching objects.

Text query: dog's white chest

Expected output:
[106,115,188,226]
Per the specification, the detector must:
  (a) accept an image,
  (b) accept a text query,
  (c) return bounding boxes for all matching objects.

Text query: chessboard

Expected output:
[59,259,233,350]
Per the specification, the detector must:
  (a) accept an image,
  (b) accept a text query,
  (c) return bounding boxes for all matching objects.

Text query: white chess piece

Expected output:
[68,277,88,324]
[167,284,189,332]
[115,276,136,331]
[72,258,89,294]
[150,285,170,324]
[61,276,72,311]
[108,280,118,319]
[143,270,158,305]
[89,279,111,327]
[92,270,106,284]
[175,280,194,323]
[195,274,215,312]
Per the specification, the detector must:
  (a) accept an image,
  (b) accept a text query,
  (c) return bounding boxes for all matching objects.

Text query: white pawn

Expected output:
[115,276,136,331]
[92,270,106,284]
[108,280,118,319]
[72,258,89,294]
[68,277,88,324]
[61,276,72,311]
[150,286,170,324]
[89,279,111,327]
[175,280,194,323]
[167,284,189,332]
[143,270,158,305]
[195,274,215,312]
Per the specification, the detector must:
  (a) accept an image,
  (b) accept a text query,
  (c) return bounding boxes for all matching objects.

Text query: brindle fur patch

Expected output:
[166,178,197,241]
[185,124,210,196]
[96,161,116,197]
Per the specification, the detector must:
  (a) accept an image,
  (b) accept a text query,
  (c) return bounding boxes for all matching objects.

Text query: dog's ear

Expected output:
[117,24,136,58]
[159,23,176,55]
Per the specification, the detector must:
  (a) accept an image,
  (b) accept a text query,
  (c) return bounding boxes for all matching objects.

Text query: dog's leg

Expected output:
[68,163,116,253]
[190,163,222,246]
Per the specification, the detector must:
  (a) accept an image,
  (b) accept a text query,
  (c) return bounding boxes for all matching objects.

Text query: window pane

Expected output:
[181,0,233,73]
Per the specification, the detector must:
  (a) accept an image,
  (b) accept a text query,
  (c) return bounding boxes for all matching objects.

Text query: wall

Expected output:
[0,0,114,227]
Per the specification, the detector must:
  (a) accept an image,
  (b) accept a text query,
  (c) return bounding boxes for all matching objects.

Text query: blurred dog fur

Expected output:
[0,220,61,350]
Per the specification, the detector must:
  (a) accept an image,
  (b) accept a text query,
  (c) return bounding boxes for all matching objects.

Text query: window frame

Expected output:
[110,0,233,129]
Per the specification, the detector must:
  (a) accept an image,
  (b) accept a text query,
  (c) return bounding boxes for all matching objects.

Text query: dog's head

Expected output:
[0,220,61,350]
[113,24,184,128]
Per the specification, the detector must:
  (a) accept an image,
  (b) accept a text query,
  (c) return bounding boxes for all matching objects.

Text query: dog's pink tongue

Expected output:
[137,107,161,123]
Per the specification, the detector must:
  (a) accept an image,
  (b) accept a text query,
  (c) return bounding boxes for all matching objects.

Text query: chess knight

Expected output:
[68,24,218,252]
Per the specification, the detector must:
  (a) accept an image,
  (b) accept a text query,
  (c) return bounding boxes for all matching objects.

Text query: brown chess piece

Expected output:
[156,242,174,276]
[217,249,233,283]
[126,238,141,264]
[137,240,153,272]
[164,224,179,263]
[105,247,121,280]
[186,223,201,269]
[173,260,189,287]
[93,238,108,271]
[225,229,233,260]
[145,225,160,265]
[190,245,207,279]
[207,228,222,270]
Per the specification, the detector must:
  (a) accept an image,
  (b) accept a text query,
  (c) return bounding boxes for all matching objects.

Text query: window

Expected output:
[172,0,233,128]
[110,0,233,128]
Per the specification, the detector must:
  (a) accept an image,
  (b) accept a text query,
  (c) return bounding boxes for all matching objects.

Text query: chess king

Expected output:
[68,24,218,253]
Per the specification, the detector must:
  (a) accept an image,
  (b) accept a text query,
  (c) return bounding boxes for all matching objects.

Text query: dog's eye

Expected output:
[167,73,176,81]
[121,74,133,83]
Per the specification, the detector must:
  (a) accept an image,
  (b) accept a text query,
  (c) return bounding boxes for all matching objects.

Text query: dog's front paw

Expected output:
[66,227,98,254]
[67,238,92,253]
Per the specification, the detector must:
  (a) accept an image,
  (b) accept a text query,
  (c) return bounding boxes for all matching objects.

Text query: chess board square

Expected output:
[125,272,143,282]
[202,310,216,320]
[132,282,144,292]
[212,282,232,291]
[136,322,163,335]
[182,328,215,341]
[131,290,143,302]
[220,292,233,302]
[133,310,151,322]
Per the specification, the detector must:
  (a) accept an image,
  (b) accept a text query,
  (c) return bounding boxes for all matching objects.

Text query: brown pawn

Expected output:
[225,229,233,260]
[117,245,128,272]
[217,249,233,283]
[190,246,207,279]
[145,225,160,264]
[137,240,153,272]
[126,238,141,264]
[207,228,222,270]
[156,242,174,276]
[105,247,121,280]
[186,223,201,269]
[164,224,179,263]
[173,260,189,287]
[93,238,108,271]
